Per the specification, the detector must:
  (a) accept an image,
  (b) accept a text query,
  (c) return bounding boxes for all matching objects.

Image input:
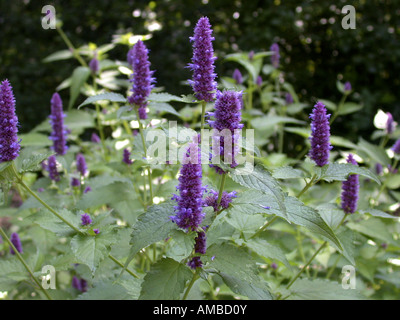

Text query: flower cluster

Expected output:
[309,101,332,167]
[76,153,88,176]
[49,93,68,156]
[10,232,23,255]
[207,90,244,174]
[81,213,92,226]
[188,17,217,102]
[127,40,155,120]
[341,154,360,214]
[123,148,133,165]
[0,79,20,162]
[270,43,280,68]
[47,155,60,182]
[187,230,207,269]
[171,142,205,232]
[204,189,237,212]
[72,276,88,292]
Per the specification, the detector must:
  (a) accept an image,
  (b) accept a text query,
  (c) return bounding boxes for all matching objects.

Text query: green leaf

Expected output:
[78,92,127,109]
[251,115,305,131]
[245,238,292,271]
[336,228,356,265]
[68,66,91,109]
[42,49,74,63]
[217,272,273,300]
[286,279,365,300]
[77,278,142,300]
[71,228,117,274]
[19,133,53,147]
[149,102,181,117]
[139,258,192,300]
[359,208,399,219]
[315,163,380,185]
[272,166,306,179]
[16,151,54,173]
[347,218,399,246]
[226,211,265,239]
[148,92,191,103]
[357,138,391,166]
[165,230,196,262]
[338,102,363,115]
[123,201,178,272]
[229,164,287,220]
[228,190,273,216]
[317,203,345,230]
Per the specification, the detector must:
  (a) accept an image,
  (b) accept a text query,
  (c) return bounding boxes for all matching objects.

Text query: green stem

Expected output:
[330,94,348,125]
[216,173,227,211]
[250,216,278,239]
[93,78,109,161]
[0,227,52,300]
[12,164,82,234]
[182,270,200,300]
[296,227,310,277]
[296,174,318,198]
[56,27,87,67]
[108,254,139,279]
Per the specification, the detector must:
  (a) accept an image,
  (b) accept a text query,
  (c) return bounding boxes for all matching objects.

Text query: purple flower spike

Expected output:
[309,101,332,167]
[0,79,20,162]
[341,154,360,214]
[127,40,155,120]
[123,148,133,165]
[72,276,81,291]
[187,256,203,269]
[49,93,68,156]
[375,163,383,175]
[171,142,204,232]
[71,177,80,188]
[233,69,243,84]
[392,138,400,154]
[89,56,99,75]
[285,92,294,105]
[208,90,244,174]
[270,43,280,68]
[91,132,101,143]
[188,17,217,102]
[386,112,396,134]
[76,153,88,176]
[84,186,92,193]
[47,155,60,182]
[93,229,100,234]
[256,75,263,87]
[81,213,92,226]
[344,81,352,92]
[204,190,237,212]
[10,232,23,255]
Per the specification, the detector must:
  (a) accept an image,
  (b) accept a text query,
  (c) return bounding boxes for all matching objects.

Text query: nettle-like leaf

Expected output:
[77,92,127,109]
[314,163,380,184]
[139,258,192,300]
[122,201,178,272]
[15,150,54,173]
[165,230,196,262]
[70,227,118,274]
[229,164,287,220]
[272,166,307,180]
[69,66,91,109]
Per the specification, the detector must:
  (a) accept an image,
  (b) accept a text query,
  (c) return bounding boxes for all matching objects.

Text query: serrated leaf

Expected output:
[287,279,365,300]
[148,92,188,103]
[359,208,399,219]
[317,203,345,230]
[357,138,391,166]
[77,278,142,300]
[17,151,54,173]
[347,218,399,246]
[316,163,380,184]
[69,66,91,109]
[77,92,127,109]
[71,229,117,274]
[226,211,265,238]
[272,166,306,179]
[229,165,287,220]
[149,102,181,117]
[165,230,196,262]
[139,258,192,300]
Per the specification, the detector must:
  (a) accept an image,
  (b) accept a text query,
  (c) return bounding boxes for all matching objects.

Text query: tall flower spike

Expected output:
[127,40,155,120]
[232,69,243,85]
[187,230,207,269]
[123,148,133,165]
[76,153,88,176]
[47,155,60,182]
[10,232,23,255]
[386,112,396,134]
[208,90,244,174]
[341,154,360,214]
[392,138,400,154]
[171,142,205,231]
[188,17,217,102]
[0,79,20,162]
[270,43,280,68]
[309,101,332,167]
[49,93,68,155]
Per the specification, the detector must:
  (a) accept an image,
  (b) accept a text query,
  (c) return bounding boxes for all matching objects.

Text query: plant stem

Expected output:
[296,174,318,198]
[216,173,227,211]
[250,216,278,239]
[93,78,109,161]
[56,26,87,67]
[108,254,139,279]
[11,163,82,234]
[182,269,200,300]
[0,227,52,300]
[330,94,348,125]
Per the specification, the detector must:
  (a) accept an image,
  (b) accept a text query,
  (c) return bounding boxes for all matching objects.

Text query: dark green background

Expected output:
[1,0,399,137]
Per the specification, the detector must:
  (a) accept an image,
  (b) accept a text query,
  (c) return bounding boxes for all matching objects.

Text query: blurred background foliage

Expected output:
[0,0,399,138]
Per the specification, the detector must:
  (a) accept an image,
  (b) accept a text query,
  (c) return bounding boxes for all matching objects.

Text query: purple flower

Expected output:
[0,79,20,162]
[171,142,205,231]
[123,148,133,165]
[207,90,244,174]
[341,154,360,214]
[81,213,92,226]
[309,101,332,167]
[344,81,352,92]
[10,232,23,255]
[375,163,383,175]
[76,153,88,176]
[187,256,203,269]
[49,93,68,156]
[89,56,99,75]
[232,69,243,84]
[72,276,81,291]
[47,155,60,182]
[84,186,92,193]
[285,92,294,105]
[188,17,217,102]
[193,231,207,255]
[71,177,80,188]
[256,75,263,87]
[80,279,88,292]
[270,43,280,68]
[93,229,100,234]
[127,40,155,120]
[386,112,396,134]
[204,189,237,212]
[248,50,255,61]
[91,132,101,143]
[392,139,400,154]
